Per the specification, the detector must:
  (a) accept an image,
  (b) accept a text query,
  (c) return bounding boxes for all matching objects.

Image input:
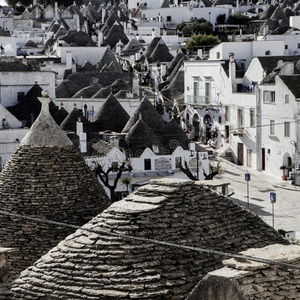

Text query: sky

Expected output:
[0,0,6,6]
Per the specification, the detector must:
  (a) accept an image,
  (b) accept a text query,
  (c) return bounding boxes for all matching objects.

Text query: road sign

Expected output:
[245,173,250,181]
[292,153,298,160]
[270,192,276,203]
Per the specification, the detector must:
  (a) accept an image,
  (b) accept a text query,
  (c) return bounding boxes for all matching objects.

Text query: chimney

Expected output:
[102,8,105,23]
[161,63,166,78]
[76,14,80,31]
[229,52,236,92]
[66,51,72,69]
[152,28,156,38]
[54,2,58,20]
[79,132,87,153]
[98,32,103,46]
[76,117,83,136]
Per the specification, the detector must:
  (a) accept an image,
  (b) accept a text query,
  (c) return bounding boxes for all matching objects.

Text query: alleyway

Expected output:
[217,157,300,240]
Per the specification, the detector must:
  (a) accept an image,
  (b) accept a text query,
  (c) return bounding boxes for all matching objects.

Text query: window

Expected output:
[263,91,275,103]
[270,120,275,135]
[218,116,222,124]
[285,94,289,104]
[298,43,300,49]
[238,108,244,129]
[144,159,151,170]
[205,82,210,104]
[284,122,290,137]
[250,109,255,127]
[285,45,288,49]
[225,106,229,122]
[111,162,118,172]
[216,52,220,59]
[166,16,171,22]
[265,50,271,55]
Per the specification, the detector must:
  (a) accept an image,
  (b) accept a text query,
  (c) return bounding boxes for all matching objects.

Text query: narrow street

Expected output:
[217,157,300,239]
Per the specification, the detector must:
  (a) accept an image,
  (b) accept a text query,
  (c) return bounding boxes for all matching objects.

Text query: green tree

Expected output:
[178,18,213,37]
[227,14,250,25]
[186,34,220,53]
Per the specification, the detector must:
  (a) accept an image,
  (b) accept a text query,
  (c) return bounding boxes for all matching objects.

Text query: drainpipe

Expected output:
[256,85,261,170]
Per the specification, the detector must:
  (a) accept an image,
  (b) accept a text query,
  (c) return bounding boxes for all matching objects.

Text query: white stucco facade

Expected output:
[0,71,55,107]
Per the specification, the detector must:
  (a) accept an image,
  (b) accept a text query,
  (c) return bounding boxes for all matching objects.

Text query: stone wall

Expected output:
[187,244,300,300]
[11,178,289,299]
[0,145,110,280]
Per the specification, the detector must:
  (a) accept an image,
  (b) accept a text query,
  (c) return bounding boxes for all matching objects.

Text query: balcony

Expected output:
[186,95,220,107]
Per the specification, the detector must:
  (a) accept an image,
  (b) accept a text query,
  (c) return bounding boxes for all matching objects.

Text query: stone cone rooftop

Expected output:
[0,94,110,279]
[11,178,288,299]
[93,92,130,132]
[122,96,165,135]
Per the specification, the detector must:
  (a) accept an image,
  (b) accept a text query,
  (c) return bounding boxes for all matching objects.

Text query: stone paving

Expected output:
[217,157,300,239]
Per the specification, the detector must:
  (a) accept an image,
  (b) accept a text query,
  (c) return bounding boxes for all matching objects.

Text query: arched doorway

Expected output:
[204,114,212,144]
[192,114,200,141]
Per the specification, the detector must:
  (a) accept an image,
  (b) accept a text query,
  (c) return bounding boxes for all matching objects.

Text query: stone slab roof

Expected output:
[0,93,110,281]
[187,244,300,300]
[12,178,288,299]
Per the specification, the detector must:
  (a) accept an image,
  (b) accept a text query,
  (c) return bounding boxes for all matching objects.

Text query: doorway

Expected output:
[238,143,243,165]
[262,148,265,170]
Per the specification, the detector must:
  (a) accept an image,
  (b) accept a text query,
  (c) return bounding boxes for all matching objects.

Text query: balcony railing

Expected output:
[186,95,219,106]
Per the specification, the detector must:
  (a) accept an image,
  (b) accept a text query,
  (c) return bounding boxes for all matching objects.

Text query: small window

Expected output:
[175,157,182,168]
[270,120,275,135]
[238,108,244,128]
[268,149,271,154]
[263,91,275,103]
[285,45,288,49]
[144,159,151,170]
[166,16,171,22]
[216,52,220,59]
[265,50,271,55]
[111,162,118,172]
[250,109,255,127]
[284,122,290,137]
[218,116,222,124]
[285,94,289,104]
[298,43,300,49]
[270,91,275,102]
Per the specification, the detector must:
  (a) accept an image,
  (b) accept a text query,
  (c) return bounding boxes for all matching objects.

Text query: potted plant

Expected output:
[280,166,288,180]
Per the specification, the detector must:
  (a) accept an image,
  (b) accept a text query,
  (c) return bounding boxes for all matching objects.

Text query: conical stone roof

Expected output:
[71,83,103,98]
[104,21,129,49]
[142,36,161,59]
[163,118,189,151]
[148,39,174,63]
[125,117,161,155]
[167,49,185,76]
[93,92,130,132]
[0,91,110,279]
[95,46,120,71]
[11,178,288,299]
[122,96,165,135]
[60,106,92,132]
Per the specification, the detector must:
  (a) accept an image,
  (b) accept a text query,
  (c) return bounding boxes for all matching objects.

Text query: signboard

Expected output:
[245,173,251,181]
[155,158,172,170]
[270,192,276,203]
[292,152,298,161]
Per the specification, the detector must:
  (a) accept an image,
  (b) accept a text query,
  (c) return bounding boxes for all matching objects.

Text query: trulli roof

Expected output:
[0,92,110,280]
[11,178,288,299]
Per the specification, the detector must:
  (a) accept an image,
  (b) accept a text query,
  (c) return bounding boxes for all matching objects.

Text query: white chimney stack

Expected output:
[66,51,72,69]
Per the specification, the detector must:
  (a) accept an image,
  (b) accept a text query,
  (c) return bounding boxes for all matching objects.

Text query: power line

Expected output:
[0,209,298,270]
